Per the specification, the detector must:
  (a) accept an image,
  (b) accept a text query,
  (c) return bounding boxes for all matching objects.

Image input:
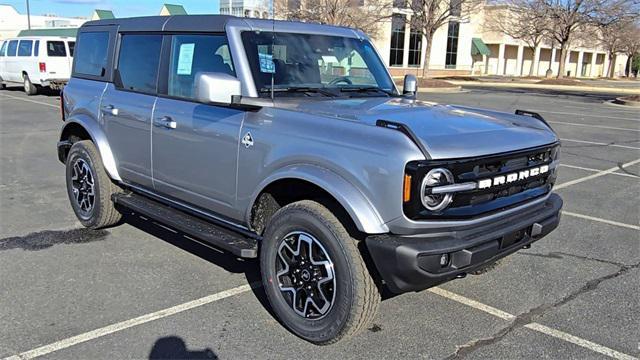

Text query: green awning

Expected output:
[471,38,491,56]
[18,28,78,37]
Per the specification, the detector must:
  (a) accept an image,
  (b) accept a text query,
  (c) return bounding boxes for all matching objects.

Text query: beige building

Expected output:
[368,2,629,78]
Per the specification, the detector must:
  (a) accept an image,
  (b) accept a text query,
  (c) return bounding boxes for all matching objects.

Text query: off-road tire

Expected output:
[23,74,37,95]
[65,140,122,229]
[260,200,380,345]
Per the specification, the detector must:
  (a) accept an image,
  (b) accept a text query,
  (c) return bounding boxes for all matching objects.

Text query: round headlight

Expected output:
[420,168,454,212]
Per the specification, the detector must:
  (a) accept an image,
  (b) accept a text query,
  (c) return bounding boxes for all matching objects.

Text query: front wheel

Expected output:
[260,200,380,344]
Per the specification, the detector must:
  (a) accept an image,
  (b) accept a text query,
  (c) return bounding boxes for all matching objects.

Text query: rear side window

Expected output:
[74,32,109,77]
[116,34,162,94]
[34,40,39,56]
[47,41,66,57]
[68,41,75,57]
[0,41,6,57]
[7,40,18,56]
[167,34,235,99]
[18,40,33,56]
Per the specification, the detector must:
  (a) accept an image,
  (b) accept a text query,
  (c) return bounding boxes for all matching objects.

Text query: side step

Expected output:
[112,192,258,258]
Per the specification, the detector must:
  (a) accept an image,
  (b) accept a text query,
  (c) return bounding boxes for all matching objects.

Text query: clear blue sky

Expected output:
[5,0,221,18]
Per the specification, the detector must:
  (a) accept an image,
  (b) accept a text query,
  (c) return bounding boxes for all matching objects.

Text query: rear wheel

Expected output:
[260,200,380,344]
[65,140,122,229]
[23,75,37,95]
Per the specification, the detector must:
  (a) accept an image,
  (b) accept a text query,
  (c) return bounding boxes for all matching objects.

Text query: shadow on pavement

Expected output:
[2,85,61,97]
[149,336,217,359]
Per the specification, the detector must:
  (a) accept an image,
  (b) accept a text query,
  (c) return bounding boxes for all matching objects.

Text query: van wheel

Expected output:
[65,140,122,229]
[260,200,380,344]
[23,75,38,95]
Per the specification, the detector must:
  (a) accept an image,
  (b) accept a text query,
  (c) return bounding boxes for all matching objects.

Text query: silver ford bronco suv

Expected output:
[58,15,562,344]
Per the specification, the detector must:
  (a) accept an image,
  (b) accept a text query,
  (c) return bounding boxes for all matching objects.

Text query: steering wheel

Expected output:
[328,77,353,85]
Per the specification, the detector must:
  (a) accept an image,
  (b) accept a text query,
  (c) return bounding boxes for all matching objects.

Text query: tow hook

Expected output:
[456,273,467,279]
[522,244,531,249]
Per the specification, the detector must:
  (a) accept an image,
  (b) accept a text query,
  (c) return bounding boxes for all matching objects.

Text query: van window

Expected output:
[0,41,6,57]
[7,40,18,56]
[47,41,66,57]
[117,34,162,94]
[68,41,75,57]
[18,40,33,56]
[167,34,235,99]
[74,32,109,77]
[34,40,39,56]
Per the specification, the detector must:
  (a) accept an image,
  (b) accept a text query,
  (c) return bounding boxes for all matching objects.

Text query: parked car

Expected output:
[58,15,562,344]
[0,36,75,94]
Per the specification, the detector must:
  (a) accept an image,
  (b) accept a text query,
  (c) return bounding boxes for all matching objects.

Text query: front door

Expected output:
[102,33,163,188]
[152,33,243,219]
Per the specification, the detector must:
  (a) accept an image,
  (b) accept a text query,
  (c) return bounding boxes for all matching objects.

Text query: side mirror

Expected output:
[403,74,418,97]
[195,72,242,104]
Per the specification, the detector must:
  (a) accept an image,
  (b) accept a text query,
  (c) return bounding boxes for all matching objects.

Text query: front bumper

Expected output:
[365,193,563,293]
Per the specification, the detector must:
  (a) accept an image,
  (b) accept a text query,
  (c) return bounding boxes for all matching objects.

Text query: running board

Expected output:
[112,193,258,258]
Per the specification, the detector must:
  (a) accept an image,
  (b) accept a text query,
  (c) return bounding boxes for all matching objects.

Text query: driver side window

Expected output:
[167,34,235,100]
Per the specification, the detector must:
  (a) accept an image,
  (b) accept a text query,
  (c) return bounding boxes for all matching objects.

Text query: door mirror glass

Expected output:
[195,72,242,104]
[403,74,417,96]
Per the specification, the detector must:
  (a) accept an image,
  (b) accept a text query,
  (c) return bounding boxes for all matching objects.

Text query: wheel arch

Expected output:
[59,117,121,181]
[247,164,388,236]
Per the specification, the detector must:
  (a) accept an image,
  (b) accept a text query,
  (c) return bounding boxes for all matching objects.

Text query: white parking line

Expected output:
[2,284,255,360]
[531,109,640,122]
[561,138,640,150]
[559,164,639,179]
[561,211,640,231]
[0,94,58,109]
[549,121,640,132]
[555,159,640,190]
[429,288,638,360]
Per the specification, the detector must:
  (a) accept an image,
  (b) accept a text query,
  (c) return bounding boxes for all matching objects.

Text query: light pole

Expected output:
[26,0,31,30]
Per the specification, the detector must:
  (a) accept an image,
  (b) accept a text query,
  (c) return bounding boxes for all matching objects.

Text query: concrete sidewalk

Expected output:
[447,80,640,95]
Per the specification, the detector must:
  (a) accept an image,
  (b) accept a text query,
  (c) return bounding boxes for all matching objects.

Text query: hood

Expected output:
[275,97,558,159]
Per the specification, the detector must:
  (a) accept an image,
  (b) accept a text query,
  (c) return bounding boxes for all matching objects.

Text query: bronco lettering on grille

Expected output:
[477,165,549,190]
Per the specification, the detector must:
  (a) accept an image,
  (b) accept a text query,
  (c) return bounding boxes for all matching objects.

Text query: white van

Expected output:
[0,36,75,95]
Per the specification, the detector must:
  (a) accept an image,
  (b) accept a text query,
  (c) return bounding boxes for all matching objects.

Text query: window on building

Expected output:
[450,0,462,16]
[47,41,66,57]
[117,34,162,93]
[74,32,109,77]
[244,9,251,17]
[167,34,235,100]
[389,14,406,67]
[7,40,18,56]
[408,27,422,67]
[288,0,301,10]
[18,40,33,56]
[393,0,407,7]
[445,21,459,68]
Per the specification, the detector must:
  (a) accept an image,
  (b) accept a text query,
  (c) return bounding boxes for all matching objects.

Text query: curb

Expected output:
[447,81,640,95]
[418,86,464,93]
[612,97,640,108]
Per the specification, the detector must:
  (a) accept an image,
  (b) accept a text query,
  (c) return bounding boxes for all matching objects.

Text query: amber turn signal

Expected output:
[403,174,412,203]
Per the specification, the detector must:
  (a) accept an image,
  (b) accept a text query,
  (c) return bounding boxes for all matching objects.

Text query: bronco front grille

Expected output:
[404,143,560,220]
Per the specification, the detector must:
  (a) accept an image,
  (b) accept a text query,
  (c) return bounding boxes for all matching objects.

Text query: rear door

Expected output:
[101,33,163,188]
[0,41,7,80]
[152,33,243,219]
[44,40,70,79]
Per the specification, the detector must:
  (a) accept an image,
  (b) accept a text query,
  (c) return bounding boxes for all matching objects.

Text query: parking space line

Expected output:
[0,94,58,109]
[561,138,640,150]
[548,121,640,132]
[531,109,640,122]
[559,164,639,179]
[429,288,638,360]
[555,159,640,190]
[561,211,640,231]
[3,284,255,360]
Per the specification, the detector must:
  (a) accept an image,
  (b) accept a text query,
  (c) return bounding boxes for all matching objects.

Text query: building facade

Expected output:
[0,4,86,40]
[371,2,629,78]
[219,0,271,18]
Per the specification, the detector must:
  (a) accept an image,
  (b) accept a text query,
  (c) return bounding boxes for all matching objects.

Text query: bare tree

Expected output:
[596,20,632,77]
[483,0,549,76]
[542,0,638,78]
[273,0,394,39]
[409,0,482,76]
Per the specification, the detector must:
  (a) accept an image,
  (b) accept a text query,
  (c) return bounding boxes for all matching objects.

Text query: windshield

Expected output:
[241,31,395,97]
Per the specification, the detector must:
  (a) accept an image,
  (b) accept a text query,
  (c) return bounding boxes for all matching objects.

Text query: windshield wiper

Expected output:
[339,86,394,97]
[259,86,338,97]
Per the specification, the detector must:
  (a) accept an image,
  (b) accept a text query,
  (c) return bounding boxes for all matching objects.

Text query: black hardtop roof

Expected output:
[80,14,236,33]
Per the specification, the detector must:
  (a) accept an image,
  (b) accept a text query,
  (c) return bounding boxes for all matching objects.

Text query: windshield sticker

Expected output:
[259,52,275,74]
[177,43,195,75]
[321,55,339,64]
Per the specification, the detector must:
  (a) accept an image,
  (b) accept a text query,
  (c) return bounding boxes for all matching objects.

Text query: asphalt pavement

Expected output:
[0,85,638,360]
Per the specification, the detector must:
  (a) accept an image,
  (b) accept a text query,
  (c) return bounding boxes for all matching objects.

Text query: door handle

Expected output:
[154,116,177,129]
[101,104,119,116]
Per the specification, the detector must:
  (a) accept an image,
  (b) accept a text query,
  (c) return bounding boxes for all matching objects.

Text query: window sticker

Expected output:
[259,52,275,74]
[322,55,339,64]
[177,43,195,75]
